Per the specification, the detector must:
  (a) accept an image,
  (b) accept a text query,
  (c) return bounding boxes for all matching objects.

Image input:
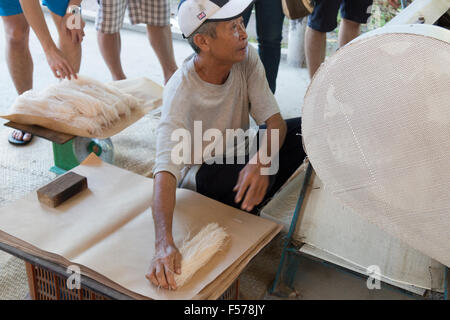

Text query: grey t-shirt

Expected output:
[153,46,280,187]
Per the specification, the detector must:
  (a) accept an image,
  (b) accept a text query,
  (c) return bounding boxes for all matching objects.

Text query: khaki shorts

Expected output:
[96,0,170,33]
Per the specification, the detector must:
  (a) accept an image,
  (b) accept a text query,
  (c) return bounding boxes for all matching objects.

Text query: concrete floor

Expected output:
[240,233,417,300]
[0,9,418,300]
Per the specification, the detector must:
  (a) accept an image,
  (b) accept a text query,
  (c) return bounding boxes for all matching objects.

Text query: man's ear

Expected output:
[194,33,210,53]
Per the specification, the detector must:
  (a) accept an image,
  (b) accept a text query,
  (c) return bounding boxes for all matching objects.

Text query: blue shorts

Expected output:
[0,0,69,17]
[308,0,373,32]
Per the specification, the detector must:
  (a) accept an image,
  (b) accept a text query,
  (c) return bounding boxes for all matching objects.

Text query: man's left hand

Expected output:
[233,163,269,212]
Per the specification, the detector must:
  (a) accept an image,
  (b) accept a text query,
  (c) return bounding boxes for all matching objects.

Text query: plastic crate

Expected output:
[25,262,239,300]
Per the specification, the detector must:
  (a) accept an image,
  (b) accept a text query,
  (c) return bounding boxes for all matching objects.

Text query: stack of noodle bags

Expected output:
[2,76,159,138]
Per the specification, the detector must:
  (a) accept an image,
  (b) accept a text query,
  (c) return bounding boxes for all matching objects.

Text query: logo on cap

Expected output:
[197,11,207,20]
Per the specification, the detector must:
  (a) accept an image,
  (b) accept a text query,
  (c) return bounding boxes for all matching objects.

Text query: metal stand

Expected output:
[269,163,312,295]
[268,163,450,299]
[4,122,114,175]
[445,266,449,300]
[51,140,79,174]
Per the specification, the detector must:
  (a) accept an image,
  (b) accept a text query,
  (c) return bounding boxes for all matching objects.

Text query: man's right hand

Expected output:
[147,171,180,290]
[146,240,182,291]
[45,46,77,80]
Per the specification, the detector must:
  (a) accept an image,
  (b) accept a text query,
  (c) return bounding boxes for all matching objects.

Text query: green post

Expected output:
[51,140,80,174]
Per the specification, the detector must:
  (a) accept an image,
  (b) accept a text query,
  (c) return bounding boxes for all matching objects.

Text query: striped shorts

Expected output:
[96,0,170,33]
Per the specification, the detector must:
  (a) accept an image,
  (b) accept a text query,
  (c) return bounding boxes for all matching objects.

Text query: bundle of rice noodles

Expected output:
[8,76,142,137]
[175,223,229,288]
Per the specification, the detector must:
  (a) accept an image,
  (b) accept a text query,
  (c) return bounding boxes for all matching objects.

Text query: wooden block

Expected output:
[37,172,88,208]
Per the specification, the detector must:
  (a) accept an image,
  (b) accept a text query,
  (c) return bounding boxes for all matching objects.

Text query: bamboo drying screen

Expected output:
[302,25,450,267]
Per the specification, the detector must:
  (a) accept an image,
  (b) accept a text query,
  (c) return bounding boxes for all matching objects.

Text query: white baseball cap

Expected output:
[178,0,254,38]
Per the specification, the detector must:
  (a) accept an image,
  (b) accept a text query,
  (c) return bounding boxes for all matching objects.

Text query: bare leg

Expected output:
[146,25,177,84]
[50,12,82,73]
[97,31,126,81]
[305,26,326,79]
[338,18,361,48]
[2,14,33,142]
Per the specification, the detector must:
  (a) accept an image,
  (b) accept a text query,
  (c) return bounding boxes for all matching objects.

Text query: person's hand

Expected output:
[233,163,270,212]
[387,0,400,8]
[62,12,85,44]
[146,240,182,290]
[45,46,77,80]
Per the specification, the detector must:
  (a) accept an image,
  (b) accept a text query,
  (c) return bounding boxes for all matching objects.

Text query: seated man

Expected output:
[1,0,84,145]
[146,0,305,291]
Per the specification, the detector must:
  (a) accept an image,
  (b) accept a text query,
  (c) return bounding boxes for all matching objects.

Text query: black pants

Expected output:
[196,117,306,215]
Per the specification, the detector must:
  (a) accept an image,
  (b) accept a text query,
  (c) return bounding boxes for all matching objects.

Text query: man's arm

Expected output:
[233,113,287,212]
[18,0,83,79]
[145,171,182,291]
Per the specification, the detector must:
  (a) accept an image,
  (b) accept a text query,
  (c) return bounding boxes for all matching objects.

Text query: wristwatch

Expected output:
[67,5,82,15]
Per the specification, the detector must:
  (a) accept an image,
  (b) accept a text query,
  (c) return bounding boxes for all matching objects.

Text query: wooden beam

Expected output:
[4,121,75,145]
[386,0,450,26]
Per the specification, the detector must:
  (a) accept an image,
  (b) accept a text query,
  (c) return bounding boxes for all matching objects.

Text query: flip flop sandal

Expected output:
[8,130,34,146]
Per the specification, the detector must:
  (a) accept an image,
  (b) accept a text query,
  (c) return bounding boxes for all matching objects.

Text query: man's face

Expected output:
[207,17,248,64]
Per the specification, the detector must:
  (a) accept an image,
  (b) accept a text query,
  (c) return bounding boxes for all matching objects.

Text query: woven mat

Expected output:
[0,254,28,300]
[0,113,160,299]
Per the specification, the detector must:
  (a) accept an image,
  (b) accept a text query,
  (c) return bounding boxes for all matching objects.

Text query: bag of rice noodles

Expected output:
[1,76,163,138]
[174,223,229,288]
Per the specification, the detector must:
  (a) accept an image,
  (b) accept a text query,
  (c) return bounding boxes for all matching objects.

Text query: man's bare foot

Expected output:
[8,130,33,145]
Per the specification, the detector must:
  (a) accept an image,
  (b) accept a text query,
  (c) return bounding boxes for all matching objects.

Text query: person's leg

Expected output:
[195,133,274,215]
[305,26,326,79]
[339,0,373,47]
[50,12,82,73]
[338,18,360,47]
[2,14,32,94]
[261,117,305,201]
[96,0,127,80]
[242,2,253,27]
[42,0,81,72]
[305,0,341,79]
[195,118,306,214]
[97,32,126,80]
[146,24,177,84]
[1,13,33,142]
[196,159,248,212]
[140,0,177,84]
[253,0,284,93]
